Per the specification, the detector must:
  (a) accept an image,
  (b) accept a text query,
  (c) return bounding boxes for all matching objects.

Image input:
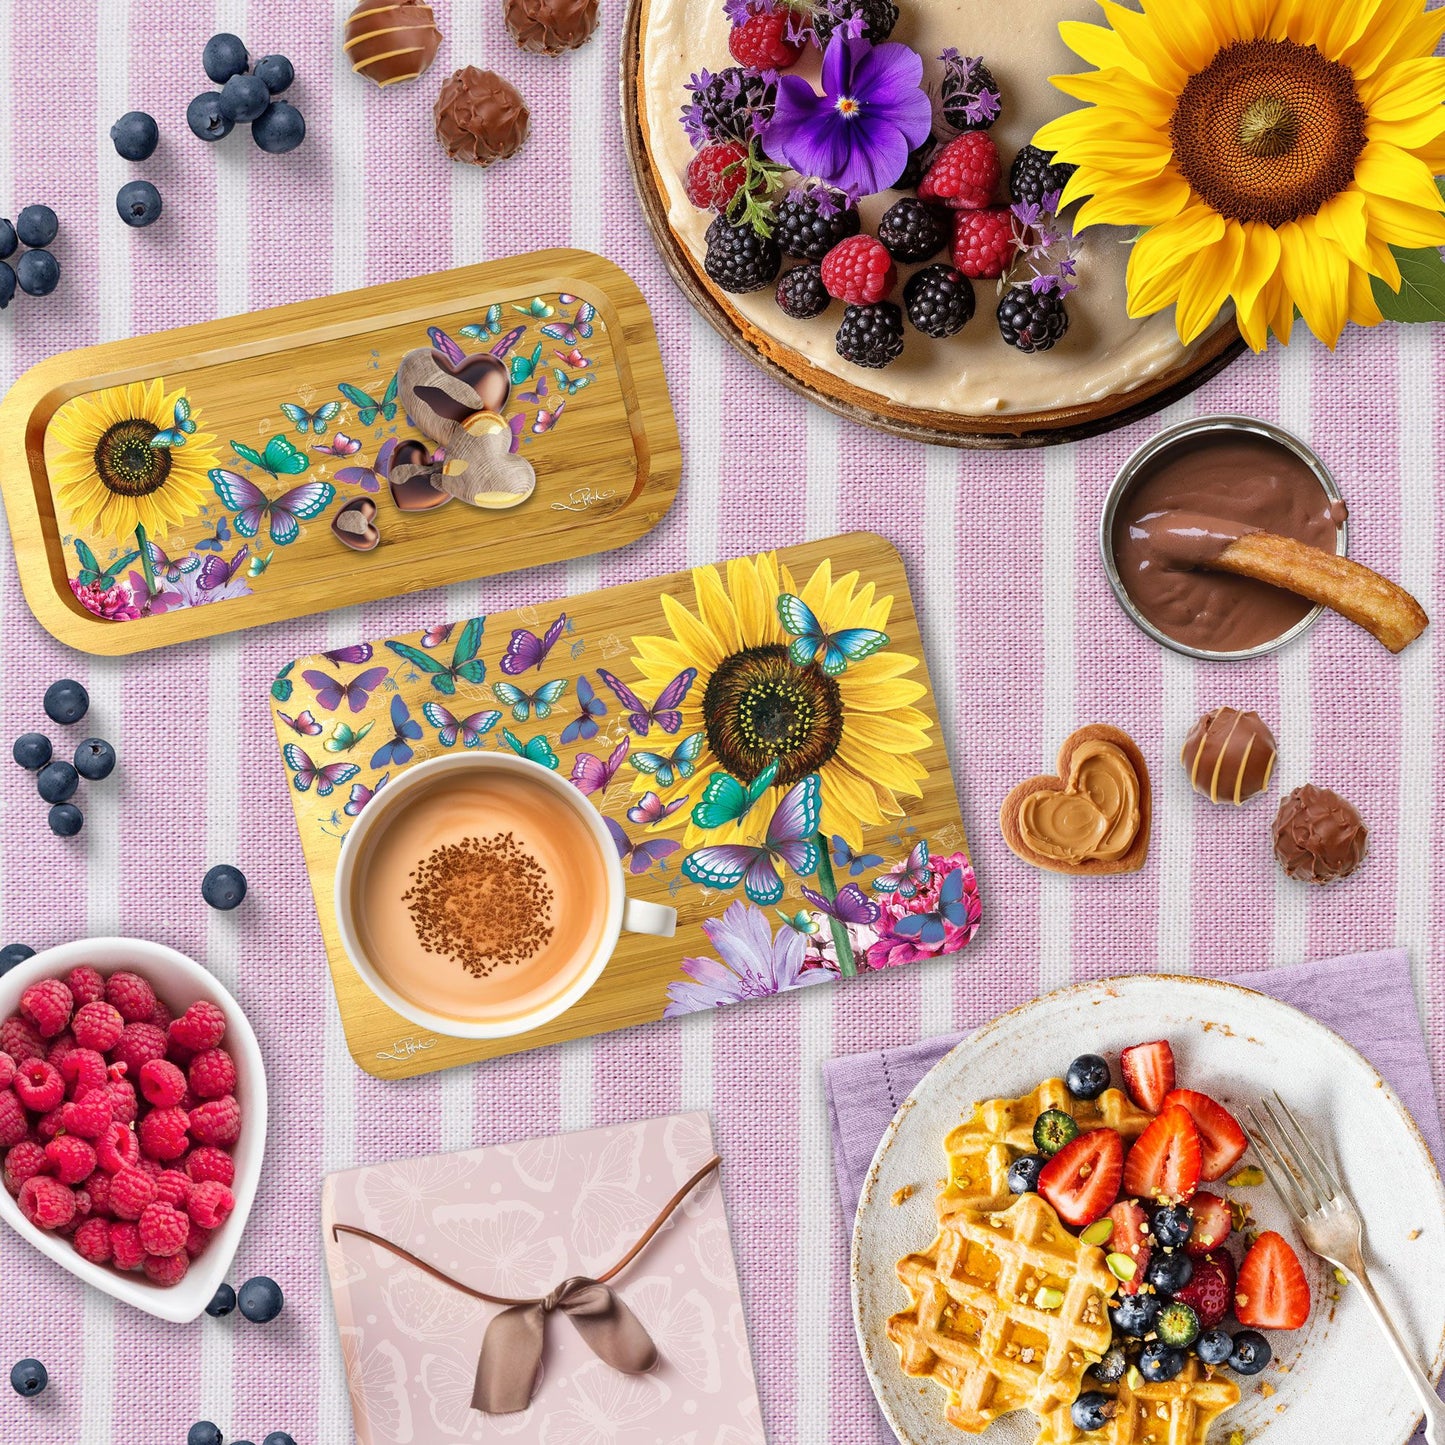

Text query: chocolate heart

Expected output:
[387,440,455,512]
[414,349,511,421]
[332,497,381,551]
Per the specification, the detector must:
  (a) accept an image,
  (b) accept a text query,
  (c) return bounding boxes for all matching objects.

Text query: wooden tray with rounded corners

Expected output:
[620,0,1245,449]
[0,251,680,655]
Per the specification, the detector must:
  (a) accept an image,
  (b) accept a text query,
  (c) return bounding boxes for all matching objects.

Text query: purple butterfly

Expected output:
[532,402,565,435]
[423,701,501,748]
[681,775,823,906]
[596,668,697,736]
[428,326,466,367]
[278,709,323,737]
[559,677,606,745]
[143,541,200,583]
[198,546,250,592]
[335,437,401,494]
[314,433,361,457]
[873,840,932,899]
[210,472,335,547]
[507,414,526,454]
[501,613,567,675]
[323,644,374,666]
[604,817,681,877]
[800,883,881,926]
[491,325,526,360]
[570,738,630,797]
[283,743,359,797]
[422,624,455,649]
[344,773,389,818]
[302,664,389,713]
[627,791,688,827]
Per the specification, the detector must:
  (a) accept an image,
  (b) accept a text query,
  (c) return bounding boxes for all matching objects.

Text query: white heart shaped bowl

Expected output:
[0,937,267,1324]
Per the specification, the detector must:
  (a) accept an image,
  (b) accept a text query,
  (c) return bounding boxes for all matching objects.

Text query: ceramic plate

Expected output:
[851,975,1445,1445]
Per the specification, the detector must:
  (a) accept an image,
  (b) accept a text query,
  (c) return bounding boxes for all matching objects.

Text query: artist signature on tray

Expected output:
[551,485,618,512]
[376,1035,438,1064]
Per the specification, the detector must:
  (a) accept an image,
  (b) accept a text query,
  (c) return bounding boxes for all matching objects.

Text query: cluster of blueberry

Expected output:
[186,34,305,156]
[0,205,61,308]
[11,680,114,838]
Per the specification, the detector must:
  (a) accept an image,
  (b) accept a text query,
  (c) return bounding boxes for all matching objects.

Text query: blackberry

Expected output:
[683,67,776,147]
[894,134,938,191]
[773,190,859,261]
[776,265,830,319]
[835,301,904,368]
[940,52,1001,131]
[1009,144,1078,210]
[903,264,974,338]
[996,285,1069,353]
[704,214,781,293]
[878,198,948,263]
[812,0,899,44]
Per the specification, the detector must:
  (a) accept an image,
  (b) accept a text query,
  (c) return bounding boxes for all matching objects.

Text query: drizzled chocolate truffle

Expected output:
[344,3,443,87]
[504,0,600,54]
[1182,707,1277,805]
[1272,784,1368,884]
[434,66,530,166]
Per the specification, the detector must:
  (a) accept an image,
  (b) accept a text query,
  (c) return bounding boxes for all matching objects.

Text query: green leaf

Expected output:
[1371,244,1445,323]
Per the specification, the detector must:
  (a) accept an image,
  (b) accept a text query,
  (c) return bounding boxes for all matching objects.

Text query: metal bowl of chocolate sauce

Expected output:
[1101,415,1349,662]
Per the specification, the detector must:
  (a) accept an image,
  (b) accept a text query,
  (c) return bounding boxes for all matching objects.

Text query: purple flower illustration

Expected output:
[759,35,932,197]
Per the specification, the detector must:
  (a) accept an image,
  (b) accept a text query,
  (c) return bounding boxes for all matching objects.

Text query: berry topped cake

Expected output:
[632,0,1238,439]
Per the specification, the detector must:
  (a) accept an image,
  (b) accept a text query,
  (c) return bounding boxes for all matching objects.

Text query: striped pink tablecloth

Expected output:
[0,5,1440,1444]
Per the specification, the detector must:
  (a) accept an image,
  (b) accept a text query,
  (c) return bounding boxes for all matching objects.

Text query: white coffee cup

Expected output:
[334,751,675,1040]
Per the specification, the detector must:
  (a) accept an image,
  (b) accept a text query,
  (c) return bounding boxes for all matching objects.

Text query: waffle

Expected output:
[938,1079,1154,1219]
[887,1193,1117,1432]
[1033,1356,1241,1445]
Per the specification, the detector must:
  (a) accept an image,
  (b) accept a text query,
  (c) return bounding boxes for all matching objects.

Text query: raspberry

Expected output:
[45,1135,96,1185]
[821,235,896,305]
[834,301,906,368]
[187,1179,235,1231]
[703,214,781,294]
[35,1107,65,1142]
[168,1001,226,1053]
[3,1139,48,1191]
[139,1105,191,1162]
[14,1058,64,1112]
[72,1000,124,1053]
[112,1021,168,1078]
[185,1220,213,1259]
[812,0,897,44]
[154,1169,190,1208]
[71,1185,93,1223]
[0,1052,13,1090]
[20,979,73,1039]
[47,1033,78,1067]
[188,1049,237,1101]
[60,1047,108,1098]
[189,1096,241,1147]
[87,1169,113,1217]
[74,1216,113,1264]
[918,131,1001,210]
[728,4,802,69]
[60,1088,113,1139]
[185,1146,235,1188]
[0,1015,45,1064]
[0,1090,28,1148]
[149,998,174,1031]
[684,141,750,213]
[110,1164,158,1220]
[19,1175,76,1230]
[66,966,106,1007]
[110,1220,145,1270]
[138,1058,187,1108]
[904,264,976,338]
[877,197,949,263]
[772,188,860,262]
[138,1200,188,1256]
[143,1250,189,1285]
[949,206,1016,279]
[105,971,157,1024]
[1008,143,1077,210]
[136,1155,163,1180]
[775,264,831,319]
[996,284,1070,353]
[107,1079,139,1125]
[96,1121,140,1174]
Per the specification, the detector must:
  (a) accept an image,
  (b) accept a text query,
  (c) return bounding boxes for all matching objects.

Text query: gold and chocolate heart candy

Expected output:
[332,497,381,551]
[1182,706,1277,805]
[387,439,453,512]
[413,350,511,422]
[344,2,443,88]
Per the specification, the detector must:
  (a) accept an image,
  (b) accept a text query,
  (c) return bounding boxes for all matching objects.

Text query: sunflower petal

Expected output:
[1175,223,1247,343]
[1072,168,1193,228]
[1358,56,1445,119]
[1276,219,1349,348]
[1124,205,1228,315]
[1363,192,1445,249]
[1230,222,1284,350]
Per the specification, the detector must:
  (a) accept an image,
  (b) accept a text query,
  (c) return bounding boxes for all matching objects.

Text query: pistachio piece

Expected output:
[1081,1218,1114,1247]
[1106,1252,1137,1281]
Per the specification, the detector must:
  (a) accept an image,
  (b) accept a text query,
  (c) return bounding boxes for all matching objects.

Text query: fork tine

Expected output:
[1261,1096,1337,1207]
[1270,1091,1342,1201]
[1245,1105,1315,1219]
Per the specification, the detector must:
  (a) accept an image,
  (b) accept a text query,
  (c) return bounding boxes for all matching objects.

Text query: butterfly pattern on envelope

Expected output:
[385,618,486,696]
[209,435,335,546]
[681,774,822,906]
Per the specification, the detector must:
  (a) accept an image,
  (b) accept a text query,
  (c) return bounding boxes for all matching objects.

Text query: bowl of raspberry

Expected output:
[0,937,267,1323]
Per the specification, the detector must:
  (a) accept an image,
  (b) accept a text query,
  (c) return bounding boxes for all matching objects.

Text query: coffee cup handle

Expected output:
[622,897,677,939]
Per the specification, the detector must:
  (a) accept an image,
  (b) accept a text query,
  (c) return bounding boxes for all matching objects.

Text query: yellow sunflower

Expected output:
[49,378,218,545]
[626,552,932,849]
[1035,0,1445,350]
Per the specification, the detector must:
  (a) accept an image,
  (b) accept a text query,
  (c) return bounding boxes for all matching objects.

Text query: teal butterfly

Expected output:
[501,729,559,769]
[150,396,196,450]
[280,400,342,435]
[551,367,594,397]
[384,617,486,696]
[248,549,274,577]
[460,304,503,340]
[492,677,568,722]
[691,758,780,831]
[777,909,820,936]
[228,433,311,478]
[325,721,373,754]
[776,593,889,676]
[508,344,544,385]
[272,661,295,703]
[73,538,140,587]
[629,732,705,788]
[513,297,555,318]
[338,373,399,426]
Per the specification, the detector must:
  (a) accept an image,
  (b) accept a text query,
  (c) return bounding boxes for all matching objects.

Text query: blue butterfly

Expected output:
[830,834,885,878]
[460,304,504,340]
[560,677,606,744]
[194,516,232,553]
[338,373,399,426]
[369,694,424,769]
[874,840,932,899]
[629,732,705,789]
[501,729,559,770]
[492,677,568,722]
[281,400,342,435]
[691,758,780,831]
[551,367,594,397]
[890,867,972,946]
[150,396,196,450]
[776,594,889,676]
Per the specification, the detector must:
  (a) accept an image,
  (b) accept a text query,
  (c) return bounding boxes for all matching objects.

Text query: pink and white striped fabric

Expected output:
[0,4,1441,1443]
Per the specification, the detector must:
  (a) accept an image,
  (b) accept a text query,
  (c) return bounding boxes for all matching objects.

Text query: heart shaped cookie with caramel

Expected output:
[999,725,1151,875]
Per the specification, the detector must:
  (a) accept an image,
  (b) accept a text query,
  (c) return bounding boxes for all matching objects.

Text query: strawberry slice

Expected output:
[1162,1088,1247,1182]
[1236,1230,1311,1330]
[1122,1105,1202,1202]
[1173,1250,1236,1330]
[1186,1191,1233,1256]
[1120,1040,1176,1114]
[1037,1128,1123,1228]
[1105,1198,1150,1295]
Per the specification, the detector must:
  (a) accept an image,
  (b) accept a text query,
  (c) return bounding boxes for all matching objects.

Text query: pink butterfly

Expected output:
[532,402,565,434]
[278,709,322,737]
[422,624,455,649]
[627,791,688,827]
[552,347,591,370]
[314,433,361,457]
[283,744,359,797]
[596,668,697,736]
[501,613,566,674]
[344,773,389,817]
[604,817,680,877]
[570,738,630,798]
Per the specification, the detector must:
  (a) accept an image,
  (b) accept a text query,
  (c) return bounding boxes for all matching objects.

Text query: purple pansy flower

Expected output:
[760,34,932,197]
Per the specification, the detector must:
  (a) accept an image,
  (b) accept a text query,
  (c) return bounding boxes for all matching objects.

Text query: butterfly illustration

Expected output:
[370,694,424,768]
[194,516,232,553]
[500,729,559,770]
[323,645,374,666]
[629,731,705,789]
[385,617,486,695]
[518,371,548,406]
[800,882,880,926]
[427,326,467,367]
[73,539,140,588]
[490,325,526,360]
[210,468,334,547]
[421,623,454,649]
[325,721,374,753]
[143,540,200,582]
[197,546,250,591]
[313,432,361,457]
[247,550,274,577]
[777,910,821,935]
[150,396,196,450]
[553,347,591,370]
[227,433,311,478]
[691,758,781,830]
[627,791,687,827]
[302,663,389,714]
[540,300,596,346]
[281,400,342,436]
[830,834,885,878]
[532,403,565,434]
[507,343,544,386]
[559,677,606,744]
[596,668,696,736]
[890,867,971,946]
[338,373,399,426]
[681,774,823,906]
[570,738,629,797]
[460,304,503,340]
[278,709,322,737]
[874,839,932,899]
[345,773,389,818]
[335,436,400,494]
[551,368,593,397]
[514,296,554,318]
[283,743,359,797]
[501,613,566,675]
[422,702,501,749]
[604,817,680,877]
[776,594,889,677]
[272,662,295,703]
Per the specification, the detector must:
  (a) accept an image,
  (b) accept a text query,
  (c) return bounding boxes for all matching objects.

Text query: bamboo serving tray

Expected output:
[0,251,680,655]
[269,533,978,1078]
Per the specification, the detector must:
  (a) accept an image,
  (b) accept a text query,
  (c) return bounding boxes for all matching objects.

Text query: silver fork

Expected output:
[1247,1093,1445,1443]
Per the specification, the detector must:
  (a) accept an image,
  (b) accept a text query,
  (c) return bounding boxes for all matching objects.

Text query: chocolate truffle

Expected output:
[1182,707,1277,805]
[344,3,443,87]
[504,0,600,54]
[434,67,530,167]
[1272,784,1368,884]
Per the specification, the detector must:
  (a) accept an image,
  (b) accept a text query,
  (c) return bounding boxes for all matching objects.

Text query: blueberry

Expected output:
[0,218,14,258]
[1007,1154,1044,1195]
[74,738,116,781]
[1155,1300,1201,1349]
[16,205,58,248]
[44,678,88,725]
[206,1282,237,1317]
[1065,1053,1110,1100]
[1196,1328,1234,1367]
[13,733,52,770]
[16,250,59,298]
[1087,1344,1126,1385]
[1145,1248,1194,1298]
[110,111,159,161]
[1138,1341,1186,1383]
[221,73,270,124]
[1228,1329,1272,1375]
[1152,1202,1193,1250]
[0,261,14,310]
[188,1423,223,1445]
[254,54,295,95]
[1070,1392,1115,1431]
[0,944,35,976]
[1032,1108,1079,1157]
[238,1276,284,1323]
[1109,1291,1160,1339]
[263,1435,296,1445]
[188,93,234,142]
[9,1358,47,1397]
[37,760,79,804]
[203,32,250,85]
[252,102,306,155]
[49,803,83,838]
[202,864,248,911]
[116,181,162,228]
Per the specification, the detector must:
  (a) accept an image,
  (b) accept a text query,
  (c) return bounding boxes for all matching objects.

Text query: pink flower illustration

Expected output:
[69,577,142,622]
[865,850,981,969]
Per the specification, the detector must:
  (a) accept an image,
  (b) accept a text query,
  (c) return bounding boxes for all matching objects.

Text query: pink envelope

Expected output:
[322,1111,766,1443]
